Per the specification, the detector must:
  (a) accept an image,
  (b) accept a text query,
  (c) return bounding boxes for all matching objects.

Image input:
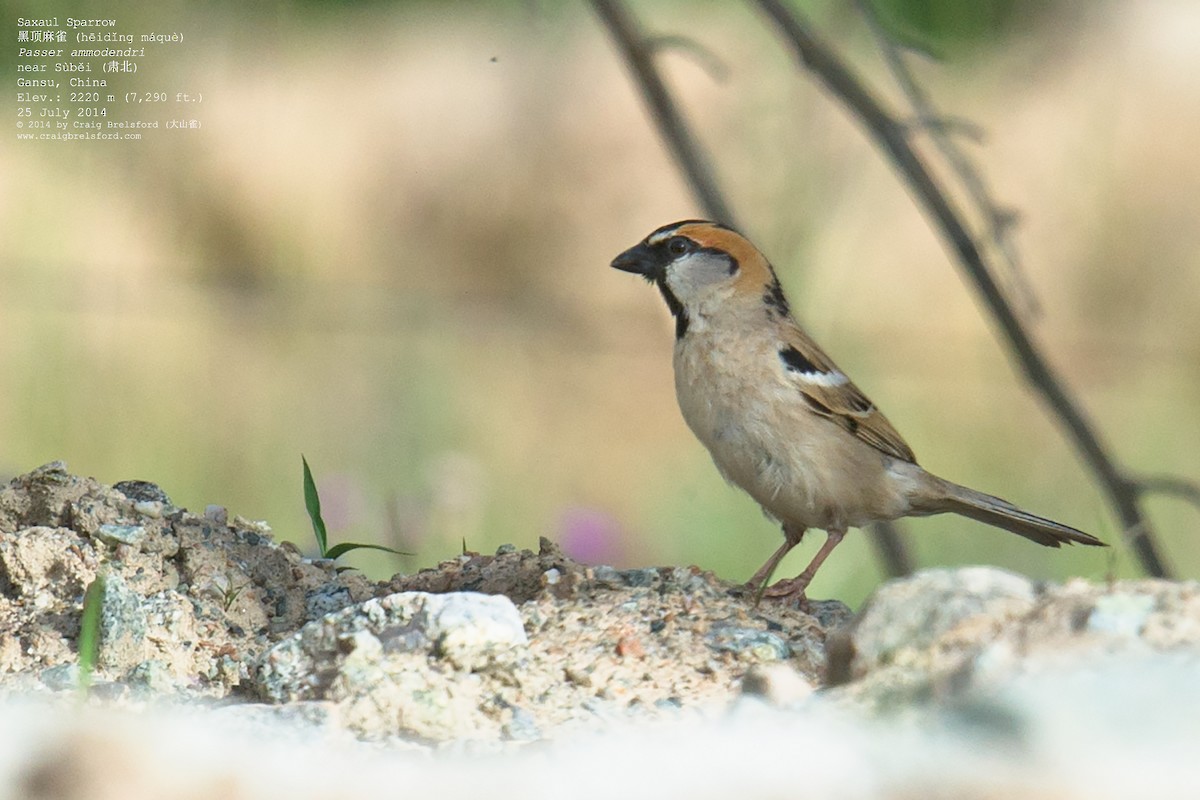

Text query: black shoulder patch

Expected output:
[779,345,817,374]
[764,276,790,317]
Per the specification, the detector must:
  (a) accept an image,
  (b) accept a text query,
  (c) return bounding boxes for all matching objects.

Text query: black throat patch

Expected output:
[656,280,690,339]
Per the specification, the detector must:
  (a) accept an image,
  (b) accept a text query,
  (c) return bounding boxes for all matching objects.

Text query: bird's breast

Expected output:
[673,329,800,497]
[671,327,906,529]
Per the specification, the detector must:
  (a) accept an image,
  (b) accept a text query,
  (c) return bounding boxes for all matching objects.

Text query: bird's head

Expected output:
[611,220,789,337]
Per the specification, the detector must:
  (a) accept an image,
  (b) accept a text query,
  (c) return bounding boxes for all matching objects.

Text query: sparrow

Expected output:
[611,220,1105,602]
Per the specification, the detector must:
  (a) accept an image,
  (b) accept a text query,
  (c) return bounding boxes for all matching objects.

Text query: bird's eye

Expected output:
[667,237,692,256]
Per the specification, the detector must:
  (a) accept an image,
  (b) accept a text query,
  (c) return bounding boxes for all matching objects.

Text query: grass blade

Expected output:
[77,574,105,697]
[302,455,328,557]
[323,541,411,561]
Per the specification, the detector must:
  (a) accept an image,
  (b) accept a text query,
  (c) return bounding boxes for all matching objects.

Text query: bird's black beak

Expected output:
[611,242,664,282]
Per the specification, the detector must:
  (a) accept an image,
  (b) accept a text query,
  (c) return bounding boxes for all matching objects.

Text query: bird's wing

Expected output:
[777,324,917,464]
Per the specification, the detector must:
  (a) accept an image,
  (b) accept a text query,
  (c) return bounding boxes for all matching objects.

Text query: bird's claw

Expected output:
[759,578,810,611]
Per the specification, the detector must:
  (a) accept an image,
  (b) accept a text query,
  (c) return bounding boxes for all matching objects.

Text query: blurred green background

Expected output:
[4,0,1198,607]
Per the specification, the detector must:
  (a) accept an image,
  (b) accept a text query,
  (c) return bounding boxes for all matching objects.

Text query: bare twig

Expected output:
[647,34,732,82]
[853,0,1039,318]
[751,0,1170,577]
[867,519,914,578]
[1137,475,1200,512]
[590,0,739,228]
[901,114,987,142]
[592,0,913,580]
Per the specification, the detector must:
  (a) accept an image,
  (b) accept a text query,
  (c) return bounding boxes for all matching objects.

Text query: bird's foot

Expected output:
[737,578,771,608]
[760,577,811,611]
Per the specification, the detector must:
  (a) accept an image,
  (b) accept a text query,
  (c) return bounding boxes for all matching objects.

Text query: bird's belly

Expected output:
[674,343,906,530]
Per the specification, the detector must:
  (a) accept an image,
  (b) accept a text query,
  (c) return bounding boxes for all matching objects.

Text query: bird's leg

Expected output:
[763,527,846,604]
[747,523,805,605]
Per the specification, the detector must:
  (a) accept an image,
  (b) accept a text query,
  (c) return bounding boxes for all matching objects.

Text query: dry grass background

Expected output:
[2,1,1198,606]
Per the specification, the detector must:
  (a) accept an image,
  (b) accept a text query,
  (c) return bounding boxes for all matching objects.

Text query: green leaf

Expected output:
[302,455,410,565]
[865,0,1022,60]
[323,541,411,561]
[302,455,328,558]
[77,574,106,696]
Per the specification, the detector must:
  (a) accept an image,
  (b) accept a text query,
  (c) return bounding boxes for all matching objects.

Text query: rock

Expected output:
[0,526,98,600]
[304,585,354,620]
[0,462,77,530]
[0,464,372,699]
[390,537,584,601]
[739,663,815,707]
[425,592,527,670]
[831,569,1200,711]
[203,505,229,525]
[10,650,1200,800]
[252,591,528,741]
[1086,591,1156,638]
[38,664,83,692]
[95,573,149,674]
[94,524,146,547]
[113,480,173,505]
[209,700,350,747]
[805,598,855,630]
[849,567,1036,675]
[499,702,541,741]
[0,463,894,748]
[706,624,791,662]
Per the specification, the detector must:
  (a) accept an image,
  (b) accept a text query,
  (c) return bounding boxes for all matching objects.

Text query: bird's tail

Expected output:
[916,476,1106,548]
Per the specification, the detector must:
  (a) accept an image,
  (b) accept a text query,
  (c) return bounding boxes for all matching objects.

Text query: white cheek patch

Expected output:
[665,252,735,298]
[664,251,700,277]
